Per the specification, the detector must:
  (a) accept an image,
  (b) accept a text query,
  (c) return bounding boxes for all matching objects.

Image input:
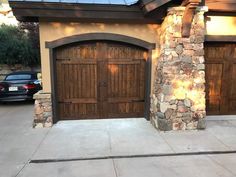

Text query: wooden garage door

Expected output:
[55,41,148,120]
[205,43,236,115]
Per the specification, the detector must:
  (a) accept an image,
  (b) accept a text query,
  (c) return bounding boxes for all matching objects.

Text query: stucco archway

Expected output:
[45,33,155,123]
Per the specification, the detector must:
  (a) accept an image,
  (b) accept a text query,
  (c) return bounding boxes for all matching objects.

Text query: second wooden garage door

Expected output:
[205,43,236,115]
[55,41,148,120]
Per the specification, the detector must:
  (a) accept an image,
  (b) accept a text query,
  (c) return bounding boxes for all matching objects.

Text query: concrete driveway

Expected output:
[0,102,50,177]
[1,103,236,177]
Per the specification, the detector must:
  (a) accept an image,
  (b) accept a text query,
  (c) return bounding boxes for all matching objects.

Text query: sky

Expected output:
[0,0,18,26]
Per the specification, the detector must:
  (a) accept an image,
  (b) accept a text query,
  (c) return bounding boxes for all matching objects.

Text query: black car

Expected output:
[0,71,42,102]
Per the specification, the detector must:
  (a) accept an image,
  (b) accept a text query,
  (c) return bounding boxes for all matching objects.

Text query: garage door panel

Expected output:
[205,45,228,60]
[107,44,146,60]
[57,63,97,101]
[107,102,144,118]
[76,103,99,119]
[229,101,236,114]
[140,61,145,99]
[56,45,97,60]
[234,47,236,58]
[230,64,236,97]
[108,62,144,98]
[228,63,236,114]
[206,98,220,115]
[206,64,223,97]
[107,58,145,118]
[205,49,223,115]
[56,41,147,120]
[56,43,98,119]
[59,103,99,120]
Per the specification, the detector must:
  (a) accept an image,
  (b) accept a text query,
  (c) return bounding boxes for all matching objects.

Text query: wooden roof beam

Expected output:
[205,0,236,13]
[181,0,201,37]
[181,0,201,6]
[141,0,172,14]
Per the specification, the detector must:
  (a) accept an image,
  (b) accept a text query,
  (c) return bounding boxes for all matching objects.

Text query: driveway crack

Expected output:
[15,127,51,177]
[208,155,236,176]
[159,132,176,153]
[112,159,119,177]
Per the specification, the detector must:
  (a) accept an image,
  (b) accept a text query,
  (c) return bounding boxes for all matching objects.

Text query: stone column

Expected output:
[151,6,207,131]
[33,91,53,128]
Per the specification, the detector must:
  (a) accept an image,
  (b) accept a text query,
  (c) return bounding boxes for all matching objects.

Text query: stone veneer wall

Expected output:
[33,91,53,128]
[150,6,207,131]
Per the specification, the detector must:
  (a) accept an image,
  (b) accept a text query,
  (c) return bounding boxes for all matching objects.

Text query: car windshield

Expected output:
[5,74,32,81]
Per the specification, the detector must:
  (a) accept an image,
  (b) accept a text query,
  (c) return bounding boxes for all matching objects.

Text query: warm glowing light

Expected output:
[172,79,205,111]
[151,49,159,59]
[51,23,61,28]
[172,79,192,99]
[65,26,76,35]
[206,16,236,35]
[147,24,160,30]
[92,23,105,30]
[108,65,118,74]
[143,52,148,60]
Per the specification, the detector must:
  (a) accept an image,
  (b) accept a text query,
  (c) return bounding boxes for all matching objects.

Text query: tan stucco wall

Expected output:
[39,21,160,93]
[206,16,236,35]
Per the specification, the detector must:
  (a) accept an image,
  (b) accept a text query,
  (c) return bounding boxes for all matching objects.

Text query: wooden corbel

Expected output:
[181,0,201,37]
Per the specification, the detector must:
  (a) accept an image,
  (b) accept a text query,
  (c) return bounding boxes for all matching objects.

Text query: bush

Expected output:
[0,23,40,66]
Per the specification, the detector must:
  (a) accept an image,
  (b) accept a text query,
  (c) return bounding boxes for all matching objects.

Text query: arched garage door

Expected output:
[55,41,148,120]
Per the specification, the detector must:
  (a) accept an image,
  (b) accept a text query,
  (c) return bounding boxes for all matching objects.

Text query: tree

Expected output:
[0,23,40,66]
[18,22,40,53]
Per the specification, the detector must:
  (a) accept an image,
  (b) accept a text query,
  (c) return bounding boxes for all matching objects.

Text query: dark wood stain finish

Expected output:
[9,1,161,23]
[55,41,148,120]
[205,43,236,115]
[205,35,236,42]
[206,0,236,13]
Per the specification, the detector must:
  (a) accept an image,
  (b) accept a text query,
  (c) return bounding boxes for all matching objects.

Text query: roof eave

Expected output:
[9,1,162,23]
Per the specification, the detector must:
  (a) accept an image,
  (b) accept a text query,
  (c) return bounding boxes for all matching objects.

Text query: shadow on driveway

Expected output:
[0,100,34,106]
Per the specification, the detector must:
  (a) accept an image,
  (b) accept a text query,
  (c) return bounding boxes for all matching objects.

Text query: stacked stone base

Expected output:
[151,98,206,131]
[33,91,53,128]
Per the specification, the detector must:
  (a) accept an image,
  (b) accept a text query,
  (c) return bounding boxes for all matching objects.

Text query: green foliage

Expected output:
[0,23,40,66]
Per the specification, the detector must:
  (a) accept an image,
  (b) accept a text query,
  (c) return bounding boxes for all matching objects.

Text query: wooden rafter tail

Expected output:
[181,0,201,38]
[181,0,201,6]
